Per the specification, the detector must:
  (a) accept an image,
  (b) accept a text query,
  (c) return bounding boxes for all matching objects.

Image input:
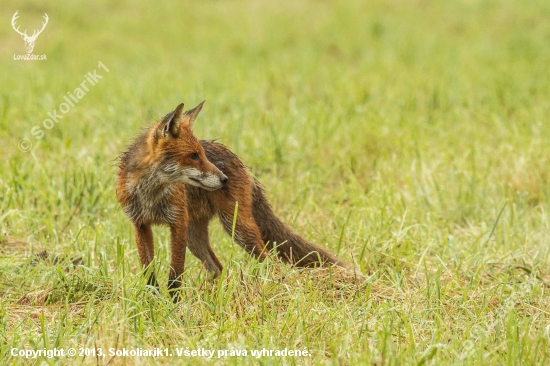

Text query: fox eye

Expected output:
[189,153,199,160]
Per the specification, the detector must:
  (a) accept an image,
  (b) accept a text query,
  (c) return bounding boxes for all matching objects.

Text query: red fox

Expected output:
[116,102,350,300]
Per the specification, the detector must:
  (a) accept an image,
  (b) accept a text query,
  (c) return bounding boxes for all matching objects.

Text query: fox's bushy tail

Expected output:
[251,179,351,268]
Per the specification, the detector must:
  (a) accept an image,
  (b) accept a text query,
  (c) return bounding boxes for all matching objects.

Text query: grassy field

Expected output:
[2,0,550,364]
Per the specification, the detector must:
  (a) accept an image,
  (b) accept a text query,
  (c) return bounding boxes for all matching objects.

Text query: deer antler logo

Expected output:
[11,11,49,54]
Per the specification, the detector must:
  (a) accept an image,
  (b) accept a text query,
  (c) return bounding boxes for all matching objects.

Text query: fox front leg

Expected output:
[134,224,158,288]
[168,222,188,302]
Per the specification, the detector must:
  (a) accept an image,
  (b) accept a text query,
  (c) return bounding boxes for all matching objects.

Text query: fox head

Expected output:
[149,102,228,191]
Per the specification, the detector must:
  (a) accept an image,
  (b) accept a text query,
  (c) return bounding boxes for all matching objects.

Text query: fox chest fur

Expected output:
[118,167,217,226]
[119,174,186,225]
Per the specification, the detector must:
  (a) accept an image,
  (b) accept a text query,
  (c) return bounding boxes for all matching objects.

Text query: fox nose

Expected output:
[221,175,228,185]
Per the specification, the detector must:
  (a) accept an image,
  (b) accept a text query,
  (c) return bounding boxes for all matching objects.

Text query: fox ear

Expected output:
[182,101,205,127]
[161,103,185,138]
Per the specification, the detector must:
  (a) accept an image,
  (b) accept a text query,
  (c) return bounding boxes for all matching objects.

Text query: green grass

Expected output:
[2,0,550,364]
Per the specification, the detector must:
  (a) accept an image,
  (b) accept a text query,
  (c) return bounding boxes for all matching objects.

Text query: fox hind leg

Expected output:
[218,205,268,261]
[187,218,223,279]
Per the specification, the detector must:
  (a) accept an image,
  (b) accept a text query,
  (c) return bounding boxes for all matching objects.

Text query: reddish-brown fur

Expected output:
[117,102,350,301]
